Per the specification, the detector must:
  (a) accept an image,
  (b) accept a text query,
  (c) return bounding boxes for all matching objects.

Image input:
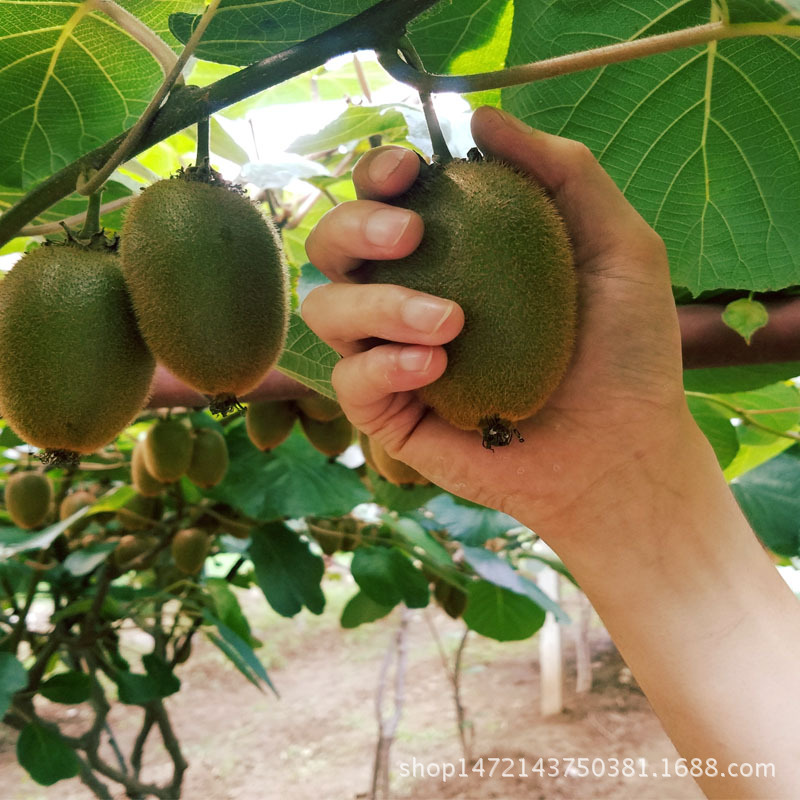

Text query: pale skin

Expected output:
[301,105,800,797]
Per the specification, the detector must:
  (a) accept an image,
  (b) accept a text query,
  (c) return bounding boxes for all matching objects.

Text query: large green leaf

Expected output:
[351,545,430,608]
[119,0,205,51]
[276,313,340,400]
[683,361,800,392]
[0,653,27,719]
[17,723,80,786]
[462,579,546,641]
[249,521,326,617]
[169,0,379,66]
[211,423,368,519]
[340,590,395,628]
[0,3,168,189]
[686,394,740,468]
[39,671,91,704]
[503,1,800,294]
[730,448,800,556]
[425,493,520,545]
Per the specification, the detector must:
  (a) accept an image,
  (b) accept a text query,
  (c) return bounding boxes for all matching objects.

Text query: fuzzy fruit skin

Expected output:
[0,243,155,453]
[246,400,296,451]
[119,179,289,398]
[354,159,577,432]
[299,412,353,457]
[171,527,210,574]
[186,428,228,488]
[144,419,193,483]
[5,472,52,530]
[295,392,342,422]
[131,440,167,497]
[362,433,430,486]
[59,490,94,520]
[114,534,158,571]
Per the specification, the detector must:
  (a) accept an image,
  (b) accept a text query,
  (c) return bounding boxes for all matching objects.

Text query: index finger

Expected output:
[352,146,421,200]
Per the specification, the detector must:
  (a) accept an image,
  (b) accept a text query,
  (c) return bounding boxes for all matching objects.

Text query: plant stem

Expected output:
[378,20,800,94]
[196,116,211,166]
[77,190,104,239]
[685,390,800,441]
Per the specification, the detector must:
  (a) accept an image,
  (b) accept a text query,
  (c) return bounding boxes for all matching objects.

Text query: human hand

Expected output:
[302,106,692,539]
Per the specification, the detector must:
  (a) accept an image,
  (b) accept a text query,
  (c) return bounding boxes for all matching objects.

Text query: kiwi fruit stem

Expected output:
[77,189,103,240]
[195,116,210,166]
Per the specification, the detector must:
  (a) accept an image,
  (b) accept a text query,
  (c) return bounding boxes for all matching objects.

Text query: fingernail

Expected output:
[401,296,454,334]
[484,106,533,134]
[368,149,408,184]
[398,346,433,372]
[364,207,413,248]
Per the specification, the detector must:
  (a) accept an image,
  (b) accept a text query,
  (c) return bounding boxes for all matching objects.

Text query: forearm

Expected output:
[541,412,800,798]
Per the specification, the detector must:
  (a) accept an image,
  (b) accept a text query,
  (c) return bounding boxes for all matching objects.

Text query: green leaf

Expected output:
[350,546,430,609]
[503,2,800,293]
[686,394,740,468]
[721,297,769,343]
[718,382,800,434]
[730,449,800,556]
[115,671,161,705]
[0,425,24,447]
[460,545,569,623]
[369,469,443,513]
[385,516,453,569]
[203,609,277,695]
[425,494,521,545]
[118,1,205,51]
[724,427,795,481]
[287,105,408,155]
[169,0,378,66]
[39,671,91,705]
[340,590,395,629]
[17,723,80,786]
[142,653,180,698]
[248,521,326,617]
[276,313,340,399]
[462,580,546,642]
[0,7,166,189]
[683,362,800,393]
[0,653,27,719]
[211,424,368,520]
[63,541,116,577]
[205,577,257,646]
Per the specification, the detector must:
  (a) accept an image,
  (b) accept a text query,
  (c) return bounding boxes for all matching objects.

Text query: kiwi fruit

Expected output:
[299,412,353,457]
[353,154,577,448]
[131,439,168,497]
[119,172,290,409]
[171,527,210,574]
[0,240,155,461]
[295,392,343,422]
[246,399,296,451]
[116,493,160,532]
[59,489,94,537]
[361,433,430,486]
[113,533,158,571]
[4,471,53,530]
[186,428,228,488]
[143,418,193,483]
[434,579,468,620]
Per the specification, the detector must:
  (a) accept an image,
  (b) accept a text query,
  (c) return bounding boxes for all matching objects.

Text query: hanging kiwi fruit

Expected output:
[4,471,53,530]
[119,118,290,415]
[299,412,354,458]
[246,399,297,451]
[186,427,229,488]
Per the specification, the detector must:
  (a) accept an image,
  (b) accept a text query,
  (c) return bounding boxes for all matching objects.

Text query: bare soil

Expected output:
[0,579,702,800]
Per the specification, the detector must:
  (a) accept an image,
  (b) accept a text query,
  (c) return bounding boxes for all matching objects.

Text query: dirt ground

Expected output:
[0,578,702,800]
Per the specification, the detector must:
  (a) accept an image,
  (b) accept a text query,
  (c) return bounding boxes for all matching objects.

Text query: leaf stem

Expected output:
[685,390,800,441]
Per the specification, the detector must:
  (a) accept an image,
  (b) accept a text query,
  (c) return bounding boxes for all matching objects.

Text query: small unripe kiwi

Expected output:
[360,433,429,487]
[5,471,53,530]
[59,489,94,537]
[114,533,158,570]
[246,399,296,451]
[171,527,210,574]
[143,419,193,483]
[0,241,155,459]
[434,579,468,619]
[186,428,228,488]
[131,439,168,497]
[119,175,290,406]
[295,392,343,422]
[299,412,353,457]
[354,155,577,448]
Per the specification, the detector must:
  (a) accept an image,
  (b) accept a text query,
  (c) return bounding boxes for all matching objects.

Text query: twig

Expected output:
[19,197,132,237]
[685,390,800,441]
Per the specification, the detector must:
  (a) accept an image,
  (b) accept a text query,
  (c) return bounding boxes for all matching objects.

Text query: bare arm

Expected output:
[301,105,800,797]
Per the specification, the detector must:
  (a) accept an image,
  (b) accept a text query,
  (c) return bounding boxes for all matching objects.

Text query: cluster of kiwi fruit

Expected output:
[0,161,290,465]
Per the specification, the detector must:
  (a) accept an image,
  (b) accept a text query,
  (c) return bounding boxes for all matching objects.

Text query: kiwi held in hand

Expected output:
[354,155,577,448]
[0,241,155,461]
[186,428,228,488]
[299,412,353,457]
[143,419,193,483]
[119,174,290,410]
[5,471,53,530]
[246,399,296,451]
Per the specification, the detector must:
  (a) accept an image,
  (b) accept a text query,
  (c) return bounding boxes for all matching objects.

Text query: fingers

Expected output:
[301,283,463,357]
[305,198,424,280]
[470,106,667,272]
[351,146,421,200]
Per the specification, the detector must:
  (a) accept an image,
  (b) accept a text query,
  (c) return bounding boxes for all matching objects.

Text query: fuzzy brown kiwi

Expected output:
[295,392,343,422]
[113,534,159,571]
[365,435,430,487]
[59,489,94,537]
[131,439,168,497]
[299,412,353,457]
[143,419,193,483]
[119,172,290,411]
[353,155,577,449]
[245,399,297,451]
[186,428,228,488]
[0,239,155,462]
[5,471,53,530]
[171,527,210,574]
